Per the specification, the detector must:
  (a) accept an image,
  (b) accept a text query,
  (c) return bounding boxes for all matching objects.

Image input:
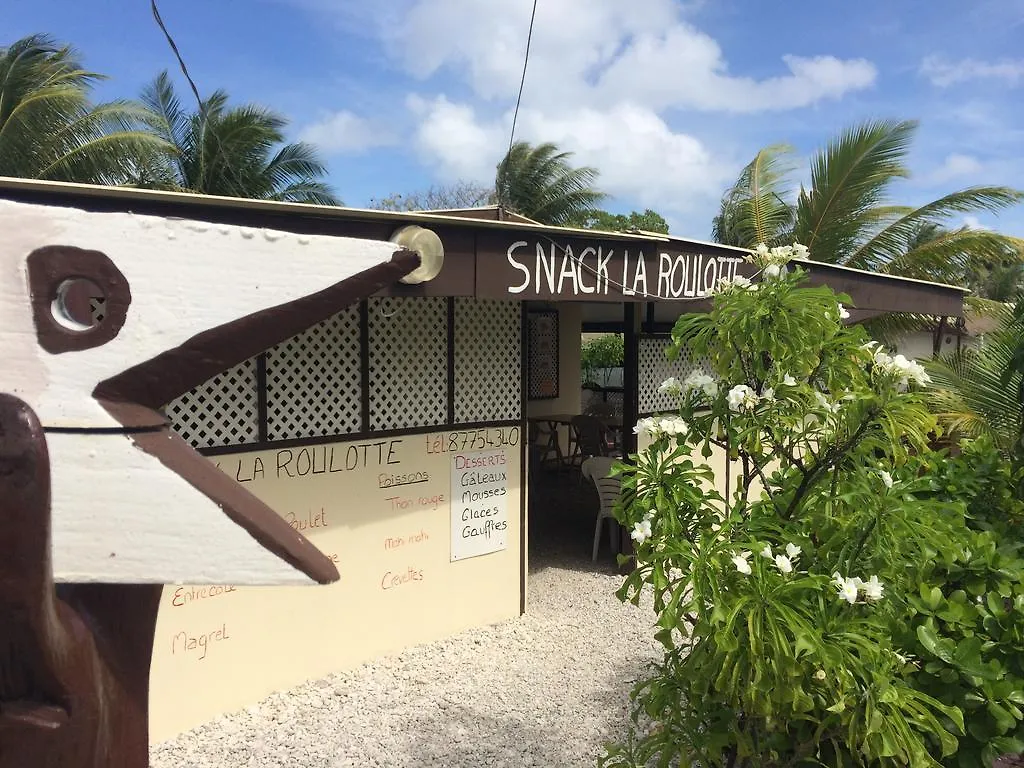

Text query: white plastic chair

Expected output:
[582,456,620,562]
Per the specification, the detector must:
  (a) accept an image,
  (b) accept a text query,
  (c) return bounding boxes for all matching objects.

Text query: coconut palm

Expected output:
[137,72,339,204]
[926,299,1024,459]
[494,141,606,226]
[0,34,168,183]
[713,120,1023,291]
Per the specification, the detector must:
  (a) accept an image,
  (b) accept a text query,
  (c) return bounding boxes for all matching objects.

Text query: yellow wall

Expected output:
[149,426,523,742]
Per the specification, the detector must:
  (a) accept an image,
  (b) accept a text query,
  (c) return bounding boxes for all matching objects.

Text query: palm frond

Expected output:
[925,303,1024,455]
[847,187,1024,272]
[495,141,607,226]
[795,119,916,263]
[712,144,795,248]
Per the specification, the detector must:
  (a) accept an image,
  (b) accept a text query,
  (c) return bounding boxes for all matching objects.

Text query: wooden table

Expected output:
[527,413,623,469]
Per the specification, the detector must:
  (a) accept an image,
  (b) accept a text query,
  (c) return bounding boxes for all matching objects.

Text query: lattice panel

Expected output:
[265,305,362,440]
[638,337,711,414]
[368,297,448,431]
[454,298,521,423]
[163,359,259,448]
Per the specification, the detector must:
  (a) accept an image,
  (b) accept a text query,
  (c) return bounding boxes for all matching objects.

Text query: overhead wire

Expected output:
[150,0,254,198]
[496,0,540,210]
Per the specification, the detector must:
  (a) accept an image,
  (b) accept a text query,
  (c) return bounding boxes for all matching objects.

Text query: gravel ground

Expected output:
[150,542,660,768]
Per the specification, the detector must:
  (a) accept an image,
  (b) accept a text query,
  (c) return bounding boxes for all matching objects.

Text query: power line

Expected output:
[150,0,203,111]
[497,0,539,210]
[149,0,256,200]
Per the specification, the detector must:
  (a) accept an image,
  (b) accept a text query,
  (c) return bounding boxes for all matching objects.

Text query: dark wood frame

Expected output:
[526,308,560,400]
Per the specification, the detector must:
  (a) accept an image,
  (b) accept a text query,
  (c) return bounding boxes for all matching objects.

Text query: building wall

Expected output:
[527,303,582,454]
[149,429,522,741]
[149,297,525,741]
[893,330,975,360]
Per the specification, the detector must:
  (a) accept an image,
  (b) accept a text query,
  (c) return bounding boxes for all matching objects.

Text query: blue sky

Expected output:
[8,0,1024,239]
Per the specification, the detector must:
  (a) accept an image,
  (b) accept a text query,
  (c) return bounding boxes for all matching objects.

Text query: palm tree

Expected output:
[0,34,168,183]
[926,299,1024,462]
[138,72,339,204]
[494,141,606,226]
[713,120,1023,291]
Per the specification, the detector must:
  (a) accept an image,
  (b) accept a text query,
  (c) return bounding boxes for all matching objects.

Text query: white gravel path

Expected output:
[150,549,660,768]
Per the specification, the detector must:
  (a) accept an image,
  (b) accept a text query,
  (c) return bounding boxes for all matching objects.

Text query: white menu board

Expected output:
[450,448,509,561]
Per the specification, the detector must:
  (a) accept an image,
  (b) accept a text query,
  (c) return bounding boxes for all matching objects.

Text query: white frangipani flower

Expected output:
[785,542,801,560]
[746,242,806,270]
[631,519,652,545]
[727,384,758,412]
[814,390,840,415]
[715,275,755,294]
[658,377,682,396]
[832,573,883,604]
[634,416,687,440]
[732,552,752,575]
[835,575,859,604]
[871,348,930,391]
[879,471,894,489]
[683,371,718,399]
[774,554,794,574]
[862,575,884,601]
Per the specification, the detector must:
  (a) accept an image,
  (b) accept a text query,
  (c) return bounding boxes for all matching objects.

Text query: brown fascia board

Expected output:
[0,177,967,317]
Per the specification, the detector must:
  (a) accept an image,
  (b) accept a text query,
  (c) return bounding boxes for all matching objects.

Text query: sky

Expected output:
[8,0,1024,239]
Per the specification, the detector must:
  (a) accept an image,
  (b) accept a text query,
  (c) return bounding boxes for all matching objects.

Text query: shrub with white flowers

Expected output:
[599,244,974,768]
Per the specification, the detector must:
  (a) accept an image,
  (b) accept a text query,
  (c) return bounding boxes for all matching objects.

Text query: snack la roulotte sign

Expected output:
[475,234,752,303]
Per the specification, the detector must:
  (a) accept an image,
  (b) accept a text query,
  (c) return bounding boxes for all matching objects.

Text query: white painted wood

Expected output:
[0,199,402,429]
[0,198,404,584]
[46,432,314,585]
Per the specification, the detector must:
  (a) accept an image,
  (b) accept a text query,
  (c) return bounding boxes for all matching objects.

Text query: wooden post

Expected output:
[618,302,641,565]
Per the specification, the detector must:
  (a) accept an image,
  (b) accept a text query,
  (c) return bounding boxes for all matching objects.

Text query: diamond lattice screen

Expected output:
[638,337,712,414]
[163,360,260,448]
[265,305,362,441]
[368,297,448,431]
[454,298,521,423]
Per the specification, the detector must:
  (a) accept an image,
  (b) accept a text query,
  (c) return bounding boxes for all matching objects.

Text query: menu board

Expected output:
[148,426,521,742]
[450,448,510,561]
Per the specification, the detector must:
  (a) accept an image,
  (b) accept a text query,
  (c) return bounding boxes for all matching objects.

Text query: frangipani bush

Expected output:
[600,244,978,767]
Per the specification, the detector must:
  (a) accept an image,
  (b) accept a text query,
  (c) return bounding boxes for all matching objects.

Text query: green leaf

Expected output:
[917,623,956,664]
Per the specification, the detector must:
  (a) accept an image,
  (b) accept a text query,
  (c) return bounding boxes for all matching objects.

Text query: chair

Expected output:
[569,414,617,468]
[583,456,621,562]
[584,401,615,419]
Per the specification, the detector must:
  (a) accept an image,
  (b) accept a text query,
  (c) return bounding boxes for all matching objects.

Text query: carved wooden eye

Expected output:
[26,245,131,354]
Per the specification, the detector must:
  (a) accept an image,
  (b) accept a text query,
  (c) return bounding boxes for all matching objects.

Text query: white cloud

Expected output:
[385,0,876,223]
[407,95,505,180]
[382,0,875,113]
[924,153,984,185]
[920,55,1024,87]
[299,110,396,154]
[283,0,880,229]
[407,96,733,220]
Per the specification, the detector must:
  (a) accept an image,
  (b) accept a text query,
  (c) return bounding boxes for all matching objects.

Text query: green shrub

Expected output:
[582,334,624,387]
[600,245,1024,768]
